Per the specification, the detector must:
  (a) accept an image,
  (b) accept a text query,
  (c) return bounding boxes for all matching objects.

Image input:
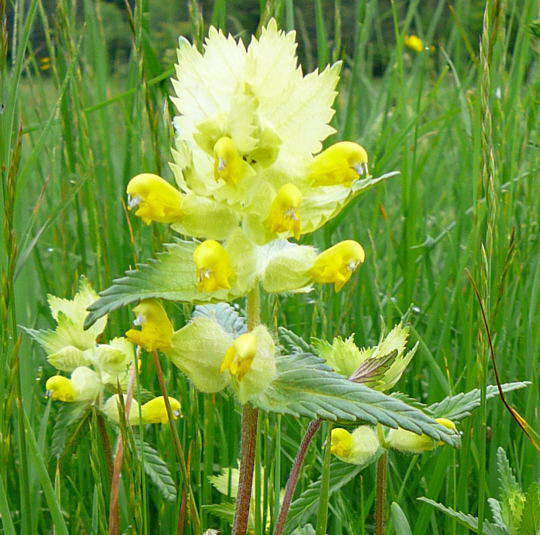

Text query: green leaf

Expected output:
[390,502,413,535]
[517,483,540,535]
[51,402,90,458]
[428,382,530,422]
[284,461,367,533]
[418,498,509,535]
[487,498,506,527]
[84,234,257,329]
[192,303,246,337]
[278,326,316,354]
[254,353,460,446]
[390,392,431,413]
[497,447,526,530]
[133,435,177,502]
[202,502,235,524]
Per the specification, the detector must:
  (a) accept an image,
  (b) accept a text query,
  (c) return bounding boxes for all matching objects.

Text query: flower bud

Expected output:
[193,240,234,293]
[126,173,183,225]
[141,396,181,424]
[125,299,174,352]
[221,326,277,404]
[331,426,380,465]
[103,394,141,425]
[310,240,365,291]
[213,137,248,185]
[265,183,303,240]
[45,375,76,401]
[309,141,369,187]
[386,418,457,454]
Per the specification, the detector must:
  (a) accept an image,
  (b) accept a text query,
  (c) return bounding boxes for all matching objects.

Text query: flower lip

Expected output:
[127,195,141,209]
[220,331,258,380]
[265,183,303,240]
[193,240,234,293]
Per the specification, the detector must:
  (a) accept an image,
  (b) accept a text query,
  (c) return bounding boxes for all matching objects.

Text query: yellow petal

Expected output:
[127,174,183,224]
[309,142,368,187]
[193,240,234,293]
[310,240,365,291]
[125,299,174,352]
[213,137,250,185]
[141,396,181,424]
[265,183,303,240]
[45,375,77,402]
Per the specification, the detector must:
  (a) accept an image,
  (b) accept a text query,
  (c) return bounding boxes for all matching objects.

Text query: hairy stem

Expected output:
[152,350,201,535]
[375,452,388,535]
[96,412,113,482]
[273,419,322,535]
[232,286,261,535]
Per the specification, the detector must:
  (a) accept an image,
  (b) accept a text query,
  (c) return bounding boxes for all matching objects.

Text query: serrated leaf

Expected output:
[51,402,90,458]
[390,502,413,535]
[254,353,460,446]
[84,234,257,329]
[390,392,431,413]
[428,382,530,422]
[284,461,367,533]
[487,498,506,527]
[497,448,526,531]
[133,435,177,502]
[517,483,540,535]
[278,326,316,354]
[418,498,509,535]
[192,303,246,337]
[202,502,236,524]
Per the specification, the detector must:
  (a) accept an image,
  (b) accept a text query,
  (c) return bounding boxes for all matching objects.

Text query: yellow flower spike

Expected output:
[126,173,183,225]
[45,375,76,402]
[141,396,181,424]
[265,183,303,240]
[331,428,353,458]
[213,136,247,185]
[404,35,424,53]
[308,141,369,187]
[193,240,234,293]
[125,299,174,352]
[220,332,258,381]
[310,240,365,291]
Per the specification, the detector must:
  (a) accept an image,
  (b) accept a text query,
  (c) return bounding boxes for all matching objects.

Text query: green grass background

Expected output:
[1,0,538,533]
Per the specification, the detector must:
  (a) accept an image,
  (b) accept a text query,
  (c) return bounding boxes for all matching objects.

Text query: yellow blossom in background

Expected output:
[386,418,457,454]
[265,183,303,240]
[194,239,234,292]
[308,141,368,186]
[310,240,365,291]
[39,57,51,71]
[331,426,380,465]
[404,35,424,53]
[127,173,184,225]
[125,299,174,352]
[46,376,76,401]
[141,396,181,423]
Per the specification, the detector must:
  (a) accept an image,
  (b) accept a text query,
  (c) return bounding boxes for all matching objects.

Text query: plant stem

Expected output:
[96,412,113,482]
[375,452,388,535]
[108,364,136,535]
[273,419,322,535]
[315,425,332,535]
[151,350,201,535]
[232,286,261,535]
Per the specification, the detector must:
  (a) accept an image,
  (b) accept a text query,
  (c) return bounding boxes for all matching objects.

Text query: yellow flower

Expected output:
[126,174,183,225]
[308,142,369,187]
[310,240,365,291]
[46,375,76,401]
[265,183,303,240]
[193,240,234,292]
[221,332,258,380]
[141,396,181,424]
[213,137,250,185]
[404,35,424,53]
[220,326,277,403]
[125,299,174,352]
[386,418,457,454]
[331,426,380,465]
